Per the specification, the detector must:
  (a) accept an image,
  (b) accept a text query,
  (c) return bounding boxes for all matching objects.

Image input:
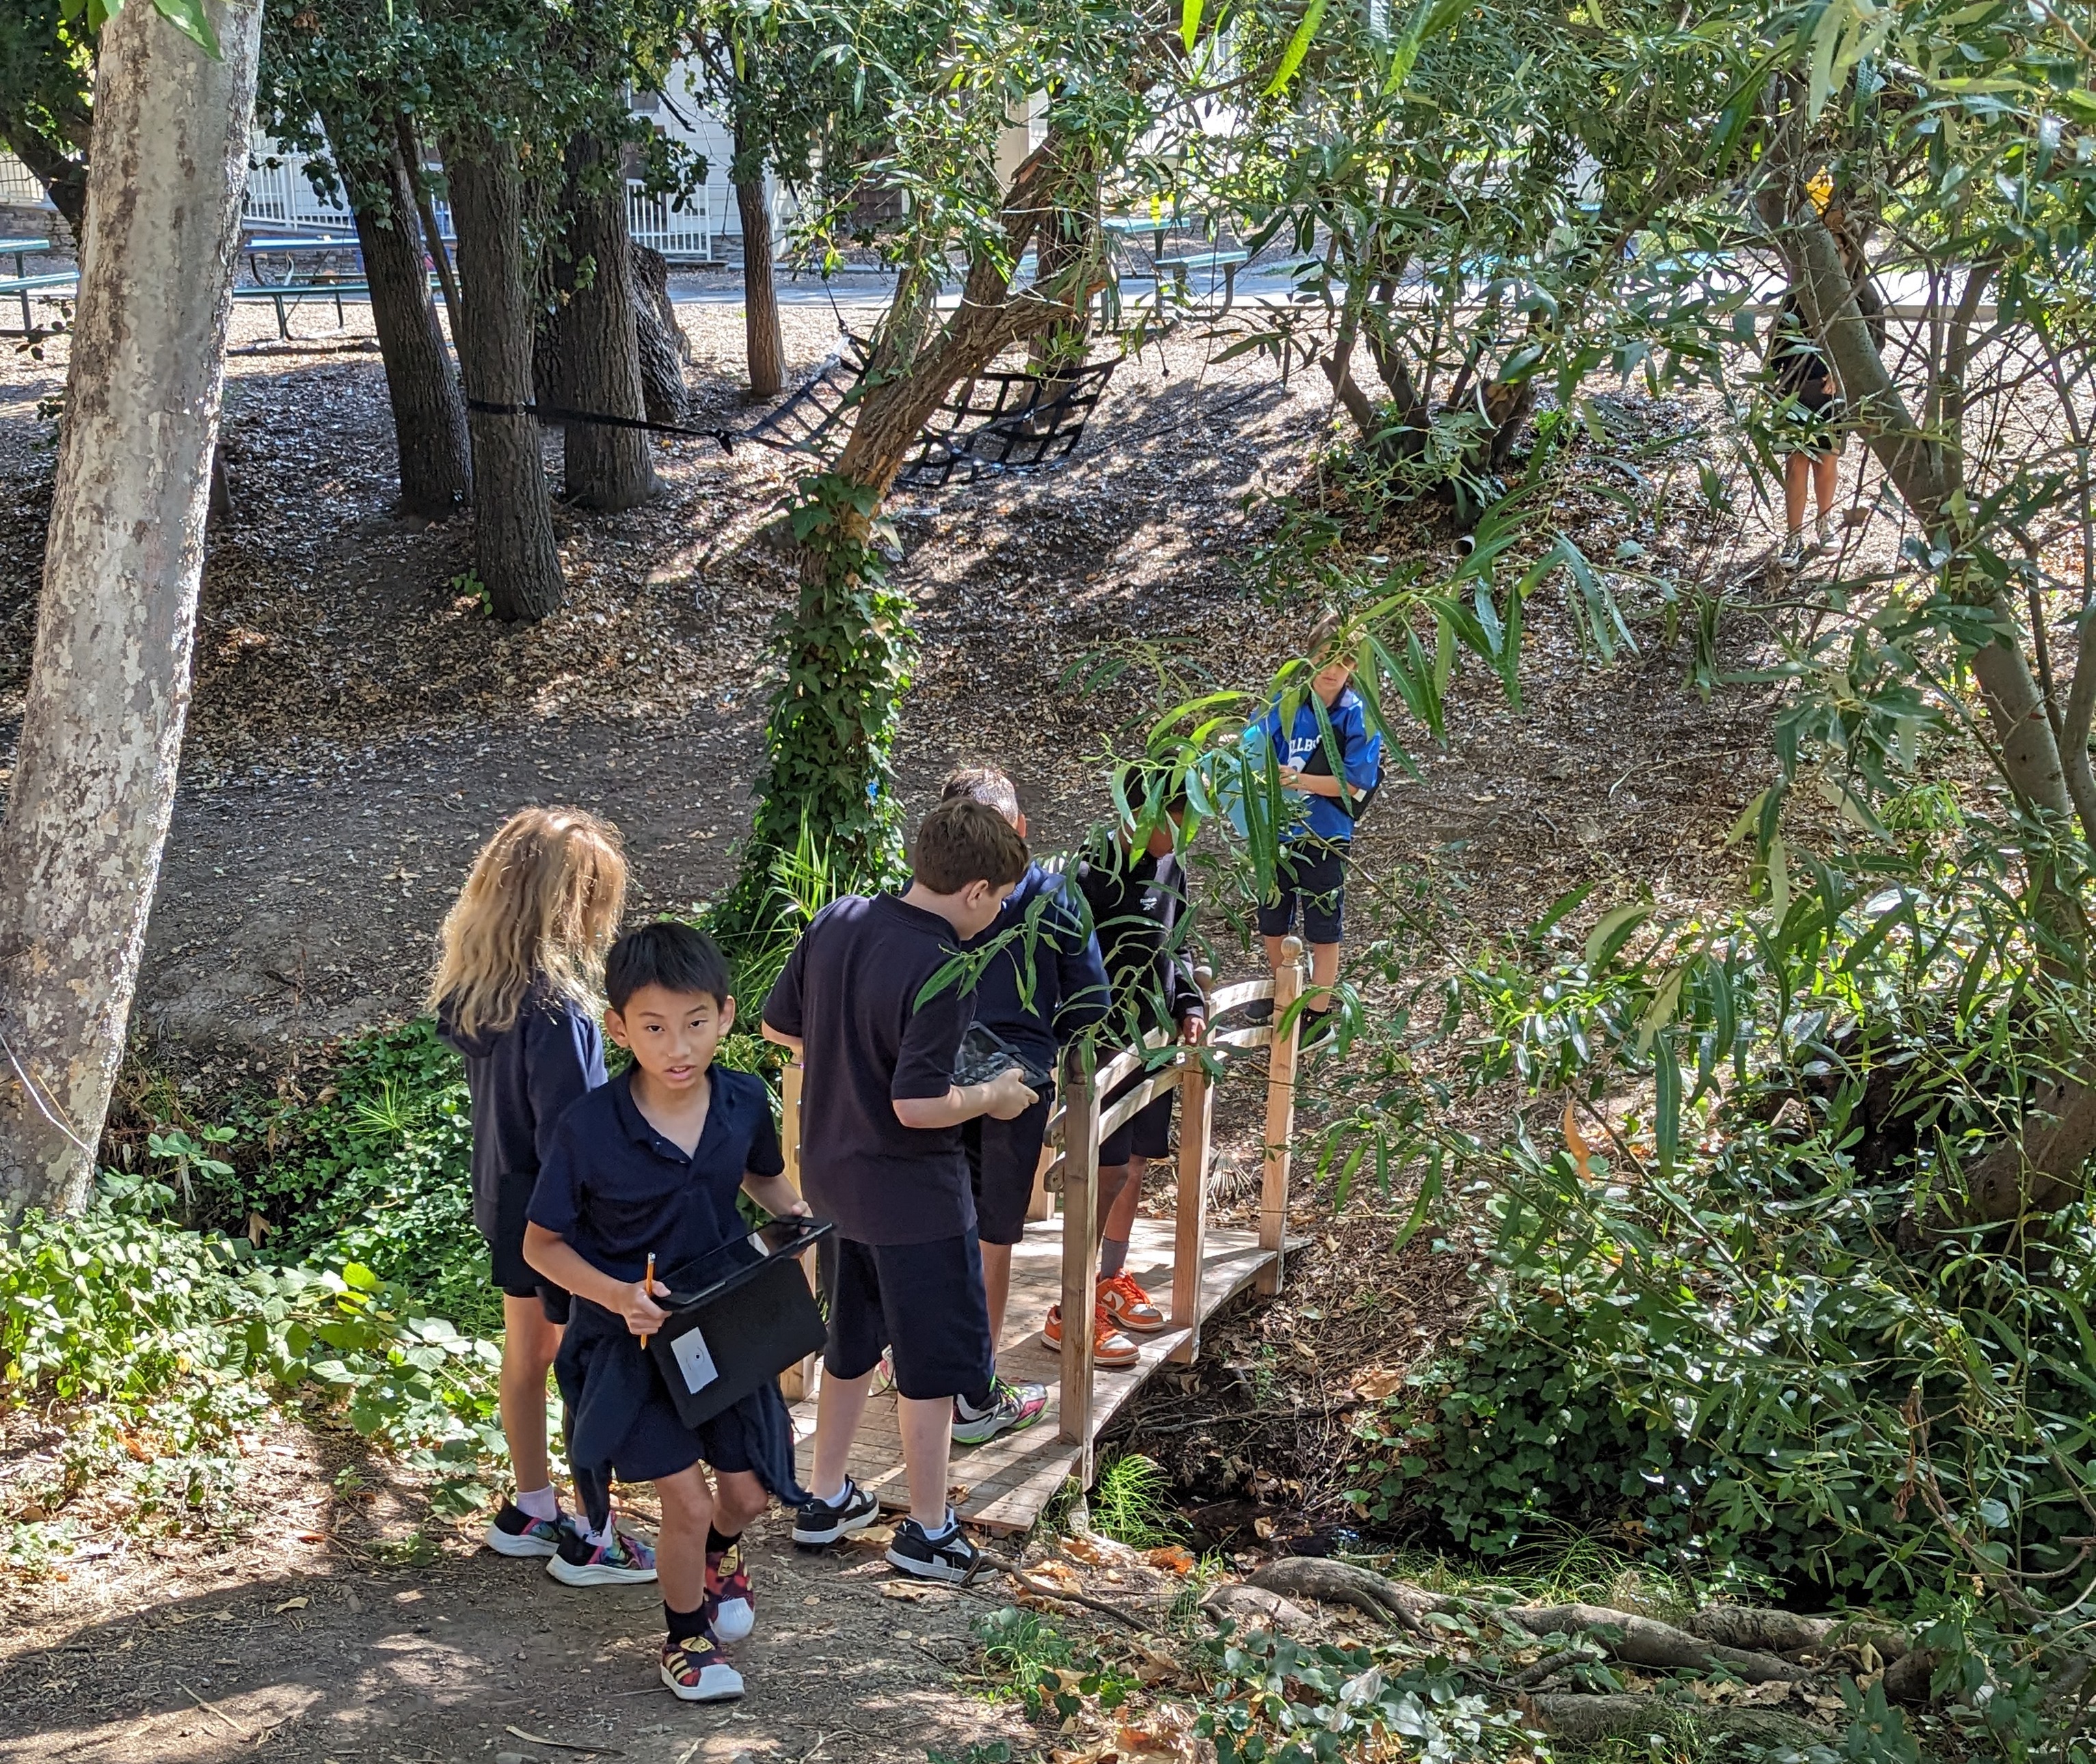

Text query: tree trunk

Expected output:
[734,121,784,401]
[0,118,90,241]
[336,115,470,521]
[0,0,263,1216]
[444,127,564,623]
[548,136,660,512]
[628,243,690,422]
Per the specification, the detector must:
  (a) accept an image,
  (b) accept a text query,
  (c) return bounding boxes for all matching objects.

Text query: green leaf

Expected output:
[1181,0,1205,52]
[150,0,222,55]
[1265,0,1328,95]
[1585,902,1650,969]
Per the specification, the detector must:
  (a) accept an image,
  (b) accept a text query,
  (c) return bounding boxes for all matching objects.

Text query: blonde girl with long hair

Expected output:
[431,808,645,1577]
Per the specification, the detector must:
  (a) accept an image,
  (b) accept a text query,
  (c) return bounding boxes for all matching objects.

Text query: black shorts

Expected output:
[1255,841,1350,945]
[964,1096,1051,1247]
[1775,381,1842,456]
[487,1170,571,1323]
[1099,1077,1175,1167]
[819,1232,996,1402]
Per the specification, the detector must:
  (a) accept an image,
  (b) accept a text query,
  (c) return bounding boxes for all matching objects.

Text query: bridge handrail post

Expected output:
[1257,937,1305,1295]
[1056,1041,1103,1477]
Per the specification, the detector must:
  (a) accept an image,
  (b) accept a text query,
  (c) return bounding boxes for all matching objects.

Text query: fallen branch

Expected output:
[1006,1568,1164,1636]
[1499,1604,1808,1684]
[1200,1583,1316,1632]
[1246,1558,1451,1631]
[1518,1694,1827,1747]
[1688,1605,1909,1663]
[176,1681,249,1739]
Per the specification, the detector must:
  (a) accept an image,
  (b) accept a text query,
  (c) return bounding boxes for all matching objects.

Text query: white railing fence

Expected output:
[626,180,715,261]
[0,151,52,209]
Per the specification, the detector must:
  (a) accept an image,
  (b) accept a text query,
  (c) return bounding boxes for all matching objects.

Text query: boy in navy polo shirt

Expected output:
[761,798,1036,1583]
[525,921,811,1703]
[1251,613,1384,1040]
[939,765,1107,1417]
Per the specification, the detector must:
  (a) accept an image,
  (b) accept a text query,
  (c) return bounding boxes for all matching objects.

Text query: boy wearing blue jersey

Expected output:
[1251,614,1383,1039]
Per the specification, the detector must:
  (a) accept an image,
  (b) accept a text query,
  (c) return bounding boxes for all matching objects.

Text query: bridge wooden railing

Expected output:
[775,936,1310,1467]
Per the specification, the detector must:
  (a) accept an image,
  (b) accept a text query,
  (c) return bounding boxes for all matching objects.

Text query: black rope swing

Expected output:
[468,331,1116,487]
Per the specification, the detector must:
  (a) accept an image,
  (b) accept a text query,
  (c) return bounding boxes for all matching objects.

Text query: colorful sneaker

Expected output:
[952,1374,1049,1446]
[660,1631,743,1702]
[1099,1271,1168,1335]
[886,1512,980,1584]
[792,1477,880,1547]
[547,1523,657,1586]
[481,1501,569,1558]
[705,1536,755,1644]
[1043,1303,1140,1368]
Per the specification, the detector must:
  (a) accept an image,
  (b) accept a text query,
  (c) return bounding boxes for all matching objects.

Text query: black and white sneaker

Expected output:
[481,1502,570,1558]
[792,1478,880,1547]
[1241,997,1274,1026]
[885,1510,980,1584]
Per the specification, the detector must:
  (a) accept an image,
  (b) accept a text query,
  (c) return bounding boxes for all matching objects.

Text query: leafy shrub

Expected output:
[0,1171,504,1524]
[1092,1451,1182,1549]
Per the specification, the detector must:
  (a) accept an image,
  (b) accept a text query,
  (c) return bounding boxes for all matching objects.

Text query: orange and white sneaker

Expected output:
[1043,1302,1140,1368]
[1099,1271,1166,1334]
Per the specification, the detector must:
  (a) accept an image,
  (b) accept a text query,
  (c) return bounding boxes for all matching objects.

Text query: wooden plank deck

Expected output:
[788,1213,1275,1534]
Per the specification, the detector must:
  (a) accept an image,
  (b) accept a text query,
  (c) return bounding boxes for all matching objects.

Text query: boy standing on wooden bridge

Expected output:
[1061,765,1207,1355]
[939,764,1108,1409]
[762,799,1038,1582]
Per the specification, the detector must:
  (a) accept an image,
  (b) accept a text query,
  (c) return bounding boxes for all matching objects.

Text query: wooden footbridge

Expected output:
[779,940,1310,1534]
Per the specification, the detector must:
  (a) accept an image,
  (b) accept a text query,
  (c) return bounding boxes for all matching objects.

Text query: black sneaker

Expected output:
[886,1511,980,1584]
[481,1502,570,1559]
[1300,1008,1336,1049]
[1242,997,1274,1026]
[952,1374,1049,1446]
[792,1478,880,1547]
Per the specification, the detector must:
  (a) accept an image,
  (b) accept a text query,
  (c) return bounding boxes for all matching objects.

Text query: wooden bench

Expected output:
[0,265,77,334]
[231,280,369,340]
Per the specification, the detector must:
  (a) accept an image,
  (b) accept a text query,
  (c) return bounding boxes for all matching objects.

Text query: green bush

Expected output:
[0,1171,504,1523]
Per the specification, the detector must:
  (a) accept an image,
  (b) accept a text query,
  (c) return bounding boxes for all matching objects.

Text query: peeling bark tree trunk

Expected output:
[336,115,470,520]
[628,243,690,422]
[445,126,564,622]
[734,122,784,401]
[547,136,660,512]
[0,0,263,1216]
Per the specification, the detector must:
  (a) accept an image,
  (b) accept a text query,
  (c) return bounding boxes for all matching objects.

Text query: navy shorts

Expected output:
[1099,1078,1175,1167]
[820,1232,995,1402]
[1255,841,1350,945]
[964,1096,1051,1247]
[487,1170,571,1322]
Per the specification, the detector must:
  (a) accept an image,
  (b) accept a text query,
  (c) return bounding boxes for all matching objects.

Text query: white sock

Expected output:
[582,1510,615,1547]
[816,1478,850,1505]
[514,1486,559,1523]
[922,1506,957,1540]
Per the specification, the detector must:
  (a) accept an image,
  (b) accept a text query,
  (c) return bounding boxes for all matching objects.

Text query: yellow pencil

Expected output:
[641,1252,656,1348]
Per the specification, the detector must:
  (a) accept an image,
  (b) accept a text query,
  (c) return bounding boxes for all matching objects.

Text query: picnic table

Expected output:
[244,232,362,287]
[0,236,75,333]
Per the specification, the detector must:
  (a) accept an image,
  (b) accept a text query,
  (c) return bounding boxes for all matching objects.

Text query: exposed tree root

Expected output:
[1246,1558,1450,1630]
[1518,1694,1827,1746]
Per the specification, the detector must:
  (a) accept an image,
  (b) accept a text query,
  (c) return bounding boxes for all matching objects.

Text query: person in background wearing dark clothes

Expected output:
[1062,768,1205,1363]
[432,806,630,1568]
[762,800,1037,1583]
[1251,614,1382,1042]
[1766,194,1885,566]
[939,765,1106,1428]
[525,922,811,1702]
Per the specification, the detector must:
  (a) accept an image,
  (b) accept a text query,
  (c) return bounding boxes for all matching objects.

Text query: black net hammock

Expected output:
[742,335,1118,487]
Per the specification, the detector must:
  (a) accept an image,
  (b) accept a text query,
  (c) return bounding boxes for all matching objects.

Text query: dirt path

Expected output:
[0,1519,1025,1764]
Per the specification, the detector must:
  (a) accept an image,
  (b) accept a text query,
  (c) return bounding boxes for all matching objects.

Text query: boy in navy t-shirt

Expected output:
[761,798,1036,1583]
[939,765,1107,1415]
[1252,613,1384,1039]
[525,922,811,1703]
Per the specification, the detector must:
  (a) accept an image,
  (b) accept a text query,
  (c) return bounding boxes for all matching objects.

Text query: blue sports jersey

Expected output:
[1257,686,1383,843]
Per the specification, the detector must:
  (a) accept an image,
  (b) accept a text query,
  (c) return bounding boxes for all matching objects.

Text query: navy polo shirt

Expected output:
[966,862,1111,1068]
[527,1066,784,1288]
[761,893,974,1247]
[437,982,606,1241]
